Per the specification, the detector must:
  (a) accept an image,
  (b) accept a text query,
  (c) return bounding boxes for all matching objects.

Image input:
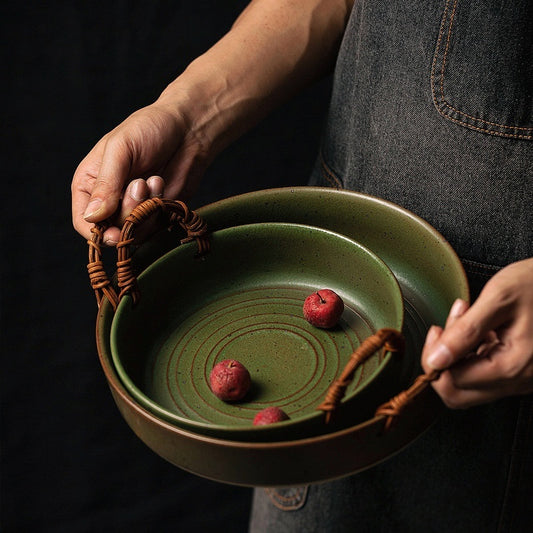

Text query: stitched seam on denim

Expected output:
[462,259,502,278]
[438,114,533,140]
[431,0,533,140]
[319,151,343,189]
[434,0,533,132]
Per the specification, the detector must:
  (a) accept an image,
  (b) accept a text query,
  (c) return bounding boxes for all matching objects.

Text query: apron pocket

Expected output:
[431,0,533,140]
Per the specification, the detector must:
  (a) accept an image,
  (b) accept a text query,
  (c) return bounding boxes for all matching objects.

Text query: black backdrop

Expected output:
[1,2,331,532]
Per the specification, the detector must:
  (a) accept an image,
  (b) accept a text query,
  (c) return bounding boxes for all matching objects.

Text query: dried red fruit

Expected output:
[209,359,251,401]
[303,289,344,329]
[253,406,290,426]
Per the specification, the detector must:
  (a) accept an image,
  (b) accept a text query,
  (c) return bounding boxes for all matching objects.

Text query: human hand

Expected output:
[421,258,533,408]
[72,0,356,245]
[71,102,210,245]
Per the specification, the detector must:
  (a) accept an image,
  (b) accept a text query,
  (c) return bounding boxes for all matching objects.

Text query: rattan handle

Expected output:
[87,197,209,310]
[317,328,405,424]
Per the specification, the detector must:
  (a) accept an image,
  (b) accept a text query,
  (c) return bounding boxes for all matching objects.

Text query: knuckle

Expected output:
[92,176,115,194]
[498,343,533,383]
[453,319,481,343]
[482,273,516,307]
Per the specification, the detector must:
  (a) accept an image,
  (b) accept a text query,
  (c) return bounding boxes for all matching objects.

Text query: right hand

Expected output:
[421,258,533,408]
[71,102,211,245]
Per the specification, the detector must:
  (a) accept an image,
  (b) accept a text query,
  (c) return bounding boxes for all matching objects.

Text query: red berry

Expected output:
[209,359,251,402]
[303,289,344,329]
[253,406,290,426]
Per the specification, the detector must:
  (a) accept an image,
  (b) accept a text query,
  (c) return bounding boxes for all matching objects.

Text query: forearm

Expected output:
[157,0,354,157]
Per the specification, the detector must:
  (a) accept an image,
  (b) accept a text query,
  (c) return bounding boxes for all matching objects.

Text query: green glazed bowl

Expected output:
[110,222,404,441]
[93,187,469,486]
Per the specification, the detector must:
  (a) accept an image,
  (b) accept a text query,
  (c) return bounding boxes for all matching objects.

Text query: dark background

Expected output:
[1,2,331,532]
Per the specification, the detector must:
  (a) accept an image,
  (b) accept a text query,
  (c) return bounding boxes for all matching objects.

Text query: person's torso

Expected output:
[312,0,533,279]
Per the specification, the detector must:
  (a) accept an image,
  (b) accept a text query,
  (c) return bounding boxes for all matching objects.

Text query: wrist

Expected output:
[156,56,250,160]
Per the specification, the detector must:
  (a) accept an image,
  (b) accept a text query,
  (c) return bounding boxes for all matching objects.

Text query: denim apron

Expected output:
[250,1,533,531]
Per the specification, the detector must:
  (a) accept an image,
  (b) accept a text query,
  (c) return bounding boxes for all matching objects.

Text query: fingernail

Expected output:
[427,343,454,370]
[104,237,118,246]
[147,175,164,197]
[450,298,466,318]
[130,180,145,201]
[84,198,103,219]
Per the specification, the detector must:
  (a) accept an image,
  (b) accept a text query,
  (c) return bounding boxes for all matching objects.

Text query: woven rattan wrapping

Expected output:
[87,198,209,310]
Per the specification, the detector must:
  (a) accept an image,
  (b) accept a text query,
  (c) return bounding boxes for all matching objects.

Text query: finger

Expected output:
[147,175,165,198]
[73,191,96,241]
[420,299,466,373]
[73,170,121,245]
[425,293,509,371]
[102,178,150,246]
[475,330,499,357]
[431,339,533,408]
[72,148,103,240]
[445,298,469,328]
[422,328,503,408]
[117,179,150,226]
[429,369,507,409]
[446,349,502,390]
[422,324,443,357]
[102,226,121,247]
[83,135,133,223]
[448,335,533,390]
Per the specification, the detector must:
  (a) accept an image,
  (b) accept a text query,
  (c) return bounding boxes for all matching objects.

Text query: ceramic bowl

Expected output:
[93,187,469,486]
[110,222,404,441]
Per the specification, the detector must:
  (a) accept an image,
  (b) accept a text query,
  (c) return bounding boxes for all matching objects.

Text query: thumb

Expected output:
[83,137,132,222]
[426,295,504,370]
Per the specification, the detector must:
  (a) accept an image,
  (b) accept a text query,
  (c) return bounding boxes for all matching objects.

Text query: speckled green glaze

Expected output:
[111,222,403,441]
[94,187,469,486]
[198,188,469,324]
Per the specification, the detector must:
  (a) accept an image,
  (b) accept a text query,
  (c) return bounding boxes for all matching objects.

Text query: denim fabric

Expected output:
[431,0,533,140]
[313,0,533,267]
[250,397,533,533]
[250,1,533,531]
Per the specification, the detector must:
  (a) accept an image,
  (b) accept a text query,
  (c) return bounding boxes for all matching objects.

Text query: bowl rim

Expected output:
[93,187,469,486]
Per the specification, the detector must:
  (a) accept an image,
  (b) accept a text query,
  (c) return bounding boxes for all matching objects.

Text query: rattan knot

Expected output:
[317,328,405,423]
[87,260,108,289]
[115,237,136,301]
[86,198,210,310]
[317,379,351,424]
[375,369,441,431]
[114,198,210,305]
[175,205,210,254]
[87,225,119,309]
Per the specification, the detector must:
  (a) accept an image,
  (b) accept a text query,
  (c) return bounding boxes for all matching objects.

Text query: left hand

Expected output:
[421,258,533,408]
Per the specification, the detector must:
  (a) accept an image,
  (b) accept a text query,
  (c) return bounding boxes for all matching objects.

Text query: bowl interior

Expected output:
[110,222,403,439]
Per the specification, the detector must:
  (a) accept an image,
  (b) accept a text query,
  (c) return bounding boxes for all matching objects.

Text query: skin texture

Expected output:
[71,0,354,245]
[421,258,533,408]
[71,0,533,409]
